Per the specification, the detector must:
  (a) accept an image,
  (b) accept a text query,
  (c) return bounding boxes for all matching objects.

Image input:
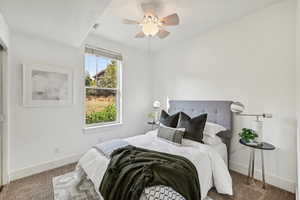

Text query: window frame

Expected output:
[83,50,123,130]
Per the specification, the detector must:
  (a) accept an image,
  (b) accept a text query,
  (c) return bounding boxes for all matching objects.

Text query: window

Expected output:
[84,46,122,127]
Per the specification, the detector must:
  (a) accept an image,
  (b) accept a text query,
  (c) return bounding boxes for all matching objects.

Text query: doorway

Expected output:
[0,45,4,190]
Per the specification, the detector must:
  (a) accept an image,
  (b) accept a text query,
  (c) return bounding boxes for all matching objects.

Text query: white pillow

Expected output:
[203,135,223,145]
[203,122,227,138]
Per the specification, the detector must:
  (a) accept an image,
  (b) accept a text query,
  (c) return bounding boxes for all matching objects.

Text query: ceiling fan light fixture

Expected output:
[123,9,179,39]
[141,13,160,36]
[142,23,159,36]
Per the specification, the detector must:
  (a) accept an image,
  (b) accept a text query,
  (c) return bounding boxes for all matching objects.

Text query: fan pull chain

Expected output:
[148,37,151,56]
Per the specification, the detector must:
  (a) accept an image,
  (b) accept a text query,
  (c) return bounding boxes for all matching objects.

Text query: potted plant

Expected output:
[239,128,258,143]
[147,113,155,123]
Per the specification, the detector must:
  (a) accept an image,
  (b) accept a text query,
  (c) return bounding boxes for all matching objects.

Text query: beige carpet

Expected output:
[52,170,213,200]
[0,163,295,200]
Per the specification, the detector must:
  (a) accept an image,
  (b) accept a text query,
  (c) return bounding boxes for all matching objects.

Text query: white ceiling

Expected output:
[0,0,284,50]
[0,0,111,46]
[91,0,283,51]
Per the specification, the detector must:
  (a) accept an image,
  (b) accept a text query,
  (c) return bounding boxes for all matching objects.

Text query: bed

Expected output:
[78,100,233,200]
[168,100,233,165]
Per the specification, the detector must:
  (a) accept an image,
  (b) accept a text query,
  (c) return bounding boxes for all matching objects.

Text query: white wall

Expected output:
[296,0,300,198]
[152,0,296,192]
[8,32,152,179]
[0,11,10,184]
[0,12,9,48]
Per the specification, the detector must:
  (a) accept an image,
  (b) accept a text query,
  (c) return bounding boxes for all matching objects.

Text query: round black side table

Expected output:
[239,139,275,189]
[147,121,158,130]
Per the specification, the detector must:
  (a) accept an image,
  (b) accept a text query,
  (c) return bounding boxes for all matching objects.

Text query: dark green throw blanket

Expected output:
[100,145,201,200]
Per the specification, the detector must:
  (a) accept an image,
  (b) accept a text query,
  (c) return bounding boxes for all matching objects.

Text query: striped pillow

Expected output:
[158,124,185,145]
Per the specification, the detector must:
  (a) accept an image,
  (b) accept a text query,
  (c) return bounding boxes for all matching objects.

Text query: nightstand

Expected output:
[239,139,275,189]
[148,122,158,130]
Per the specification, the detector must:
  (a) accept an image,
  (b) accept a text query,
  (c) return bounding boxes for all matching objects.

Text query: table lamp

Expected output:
[153,101,161,123]
[231,102,272,143]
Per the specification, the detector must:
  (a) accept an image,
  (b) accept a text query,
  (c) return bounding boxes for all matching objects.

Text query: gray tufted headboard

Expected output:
[168,100,233,166]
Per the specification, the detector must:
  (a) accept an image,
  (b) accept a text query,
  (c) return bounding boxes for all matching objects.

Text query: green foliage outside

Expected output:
[85,60,117,88]
[86,104,116,124]
[86,88,115,98]
[85,60,118,124]
[98,60,117,88]
[239,128,258,143]
[85,71,96,87]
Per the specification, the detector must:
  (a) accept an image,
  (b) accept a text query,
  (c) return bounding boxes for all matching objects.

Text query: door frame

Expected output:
[0,39,9,185]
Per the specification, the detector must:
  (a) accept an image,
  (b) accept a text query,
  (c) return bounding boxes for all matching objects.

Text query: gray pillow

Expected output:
[177,112,207,143]
[157,124,185,145]
[160,110,180,128]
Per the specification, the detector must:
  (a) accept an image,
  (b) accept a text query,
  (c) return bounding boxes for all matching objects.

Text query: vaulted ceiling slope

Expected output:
[0,0,111,46]
[92,0,284,51]
[0,0,284,50]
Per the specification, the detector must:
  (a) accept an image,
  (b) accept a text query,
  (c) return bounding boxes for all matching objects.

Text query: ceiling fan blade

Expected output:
[135,31,146,38]
[157,29,170,39]
[123,19,140,24]
[160,13,179,26]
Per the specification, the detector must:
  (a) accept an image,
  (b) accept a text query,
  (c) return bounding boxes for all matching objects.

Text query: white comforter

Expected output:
[78,130,233,200]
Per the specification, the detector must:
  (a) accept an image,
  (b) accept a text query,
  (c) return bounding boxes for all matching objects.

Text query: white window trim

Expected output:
[83,50,123,132]
[83,122,123,133]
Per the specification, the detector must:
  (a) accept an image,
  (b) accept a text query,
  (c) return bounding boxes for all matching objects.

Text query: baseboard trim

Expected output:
[230,161,295,193]
[9,154,82,182]
[296,183,298,200]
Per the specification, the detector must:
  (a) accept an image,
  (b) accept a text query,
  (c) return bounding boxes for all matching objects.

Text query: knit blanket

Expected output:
[99,145,201,200]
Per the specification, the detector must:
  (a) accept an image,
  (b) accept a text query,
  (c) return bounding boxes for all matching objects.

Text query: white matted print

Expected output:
[23,64,73,106]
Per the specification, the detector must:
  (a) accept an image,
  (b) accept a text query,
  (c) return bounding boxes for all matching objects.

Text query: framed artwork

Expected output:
[22,64,73,107]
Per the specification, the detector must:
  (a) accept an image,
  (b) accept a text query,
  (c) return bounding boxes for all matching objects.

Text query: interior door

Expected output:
[0,47,3,188]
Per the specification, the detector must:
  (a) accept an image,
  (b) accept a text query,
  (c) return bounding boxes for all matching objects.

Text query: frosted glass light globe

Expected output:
[142,23,159,36]
[153,101,161,109]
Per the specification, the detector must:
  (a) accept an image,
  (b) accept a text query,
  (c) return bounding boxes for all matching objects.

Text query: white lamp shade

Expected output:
[231,102,245,113]
[153,101,161,109]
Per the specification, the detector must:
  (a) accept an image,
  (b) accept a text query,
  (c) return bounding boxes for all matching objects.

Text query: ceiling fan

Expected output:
[123,9,179,39]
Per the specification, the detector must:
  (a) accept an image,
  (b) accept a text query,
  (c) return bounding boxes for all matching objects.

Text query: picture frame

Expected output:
[22,64,74,107]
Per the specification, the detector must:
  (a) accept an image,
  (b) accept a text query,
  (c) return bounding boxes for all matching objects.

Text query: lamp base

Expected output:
[252,120,263,143]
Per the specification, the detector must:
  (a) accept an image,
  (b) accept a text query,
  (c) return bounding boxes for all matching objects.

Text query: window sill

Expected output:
[83,122,123,134]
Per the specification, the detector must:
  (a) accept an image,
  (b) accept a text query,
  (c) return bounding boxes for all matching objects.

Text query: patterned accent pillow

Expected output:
[142,185,185,200]
[157,124,185,145]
